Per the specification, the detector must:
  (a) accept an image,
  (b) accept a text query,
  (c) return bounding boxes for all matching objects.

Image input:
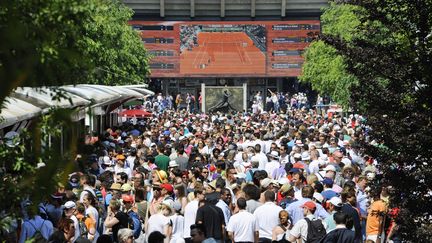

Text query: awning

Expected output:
[79,85,145,99]
[0,98,42,129]
[12,87,90,110]
[121,85,155,96]
[119,109,152,118]
[62,85,122,107]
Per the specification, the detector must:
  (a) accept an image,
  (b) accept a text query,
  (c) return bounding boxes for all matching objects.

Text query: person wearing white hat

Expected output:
[63,201,80,242]
[313,192,324,205]
[168,160,179,169]
[324,196,343,233]
[265,151,280,179]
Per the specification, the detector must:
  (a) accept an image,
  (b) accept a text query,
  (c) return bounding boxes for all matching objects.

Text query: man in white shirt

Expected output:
[183,187,205,240]
[227,198,258,243]
[251,145,268,170]
[253,190,283,242]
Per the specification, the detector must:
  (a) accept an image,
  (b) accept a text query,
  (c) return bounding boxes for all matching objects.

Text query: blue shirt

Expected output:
[286,198,329,224]
[356,188,368,218]
[19,215,53,243]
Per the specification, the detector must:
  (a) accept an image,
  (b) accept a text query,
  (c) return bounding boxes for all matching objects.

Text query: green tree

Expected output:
[0,0,150,107]
[0,0,150,239]
[318,0,432,241]
[300,41,357,107]
[300,2,362,107]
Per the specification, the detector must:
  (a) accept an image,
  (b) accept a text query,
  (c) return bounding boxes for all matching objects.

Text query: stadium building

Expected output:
[123,0,328,101]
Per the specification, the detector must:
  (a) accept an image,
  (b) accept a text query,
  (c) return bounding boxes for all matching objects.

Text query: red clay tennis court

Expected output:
[180,32,266,75]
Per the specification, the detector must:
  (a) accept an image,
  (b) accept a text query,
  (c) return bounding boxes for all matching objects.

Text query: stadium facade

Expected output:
[123,0,328,99]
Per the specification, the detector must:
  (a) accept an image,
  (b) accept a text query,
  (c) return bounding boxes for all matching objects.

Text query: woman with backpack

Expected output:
[104,199,130,243]
[76,202,97,241]
[272,210,291,242]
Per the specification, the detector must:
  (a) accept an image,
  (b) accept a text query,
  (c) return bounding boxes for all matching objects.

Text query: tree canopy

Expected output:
[0,0,150,237]
[307,0,432,240]
[300,3,362,107]
[0,0,150,106]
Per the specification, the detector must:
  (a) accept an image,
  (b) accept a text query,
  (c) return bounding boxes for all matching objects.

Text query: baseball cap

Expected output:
[301,201,316,210]
[63,201,76,209]
[161,183,174,193]
[323,164,337,172]
[122,194,134,203]
[269,151,279,159]
[322,178,334,186]
[121,183,132,192]
[103,156,112,166]
[328,197,342,207]
[261,178,272,188]
[168,161,179,168]
[313,192,324,204]
[289,168,301,174]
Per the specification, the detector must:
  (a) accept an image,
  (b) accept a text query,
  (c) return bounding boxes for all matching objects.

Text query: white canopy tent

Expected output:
[0,98,42,129]
[12,87,91,111]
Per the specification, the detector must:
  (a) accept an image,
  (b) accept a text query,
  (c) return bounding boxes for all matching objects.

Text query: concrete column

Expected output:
[281,0,286,17]
[221,0,225,18]
[190,0,195,17]
[160,0,165,17]
[251,0,256,18]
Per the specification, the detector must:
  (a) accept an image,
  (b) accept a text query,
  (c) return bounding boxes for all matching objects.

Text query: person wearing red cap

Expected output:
[288,201,326,242]
[160,183,175,206]
[122,195,142,239]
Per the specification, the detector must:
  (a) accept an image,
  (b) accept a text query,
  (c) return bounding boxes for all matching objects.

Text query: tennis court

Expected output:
[180,32,266,75]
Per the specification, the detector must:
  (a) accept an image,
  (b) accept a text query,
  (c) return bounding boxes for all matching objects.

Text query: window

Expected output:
[149,63,175,69]
[272,37,312,43]
[272,50,303,56]
[142,38,175,44]
[148,50,175,56]
[132,25,174,31]
[272,24,320,31]
[272,63,302,69]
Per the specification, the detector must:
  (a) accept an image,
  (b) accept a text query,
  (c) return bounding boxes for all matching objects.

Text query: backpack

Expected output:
[275,224,289,243]
[127,211,142,239]
[305,217,326,243]
[28,220,48,243]
[78,216,89,238]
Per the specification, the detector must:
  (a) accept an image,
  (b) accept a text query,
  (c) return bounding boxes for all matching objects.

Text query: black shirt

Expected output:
[341,203,362,241]
[112,211,129,242]
[320,228,356,243]
[196,203,225,240]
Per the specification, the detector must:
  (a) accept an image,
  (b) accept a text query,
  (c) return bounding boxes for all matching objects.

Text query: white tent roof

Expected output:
[121,85,155,96]
[62,85,122,107]
[0,98,42,129]
[12,87,90,110]
[78,85,145,99]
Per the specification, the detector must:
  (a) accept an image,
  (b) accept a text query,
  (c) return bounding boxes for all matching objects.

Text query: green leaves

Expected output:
[315,0,432,241]
[0,0,150,106]
[300,40,358,108]
[300,3,362,108]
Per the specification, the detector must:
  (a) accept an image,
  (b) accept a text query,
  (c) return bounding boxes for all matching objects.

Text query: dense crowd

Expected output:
[17,93,400,243]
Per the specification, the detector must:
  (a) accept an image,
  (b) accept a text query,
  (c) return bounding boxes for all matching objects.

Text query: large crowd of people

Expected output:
[17,92,400,243]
